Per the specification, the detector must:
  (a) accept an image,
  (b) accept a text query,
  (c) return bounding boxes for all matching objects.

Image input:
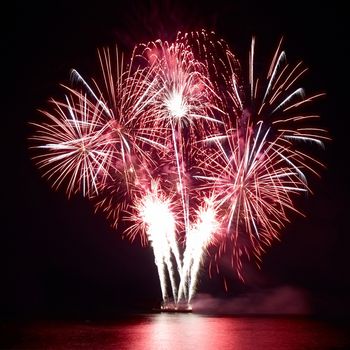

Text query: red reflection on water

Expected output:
[144,313,238,349]
[8,314,350,350]
[114,314,349,350]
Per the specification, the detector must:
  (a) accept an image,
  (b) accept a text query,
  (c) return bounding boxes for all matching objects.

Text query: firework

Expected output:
[192,35,329,282]
[29,30,328,308]
[178,196,219,302]
[135,38,223,236]
[125,180,181,302]
[29,93,111,197]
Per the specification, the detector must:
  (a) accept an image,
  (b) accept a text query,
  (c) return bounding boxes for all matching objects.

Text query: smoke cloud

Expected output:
[191,285,311,315]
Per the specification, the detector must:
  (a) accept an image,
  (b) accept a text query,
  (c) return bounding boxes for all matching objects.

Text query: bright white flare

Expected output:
[178,198,219,302]
[137,184,179,302]
[165,90,188,119]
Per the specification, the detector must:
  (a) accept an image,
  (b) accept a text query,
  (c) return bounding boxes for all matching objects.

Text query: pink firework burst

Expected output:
[193,37,329,280]
[29,31,329,304]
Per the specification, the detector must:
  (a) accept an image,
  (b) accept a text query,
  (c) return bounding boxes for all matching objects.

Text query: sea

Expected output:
[1,313,350,350]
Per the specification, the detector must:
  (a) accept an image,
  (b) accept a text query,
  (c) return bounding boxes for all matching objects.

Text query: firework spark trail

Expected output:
[140,194,177,302]
[246,38,329,148]
[178,198,219,302]
[196,119,312,278]
[30,94,113,198]
[177,30,244,124]
[127,181,179,302]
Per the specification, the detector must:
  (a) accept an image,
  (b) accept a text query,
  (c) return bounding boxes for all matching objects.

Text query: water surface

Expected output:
[3,314,350,350]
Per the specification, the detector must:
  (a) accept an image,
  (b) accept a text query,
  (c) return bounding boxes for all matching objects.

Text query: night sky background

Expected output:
[4,0,349,321]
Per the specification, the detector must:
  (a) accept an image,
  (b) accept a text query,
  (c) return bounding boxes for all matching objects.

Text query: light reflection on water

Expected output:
[7,314,350,350]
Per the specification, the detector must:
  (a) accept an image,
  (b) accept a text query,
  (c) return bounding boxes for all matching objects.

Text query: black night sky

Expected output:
[4,0,349,322]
